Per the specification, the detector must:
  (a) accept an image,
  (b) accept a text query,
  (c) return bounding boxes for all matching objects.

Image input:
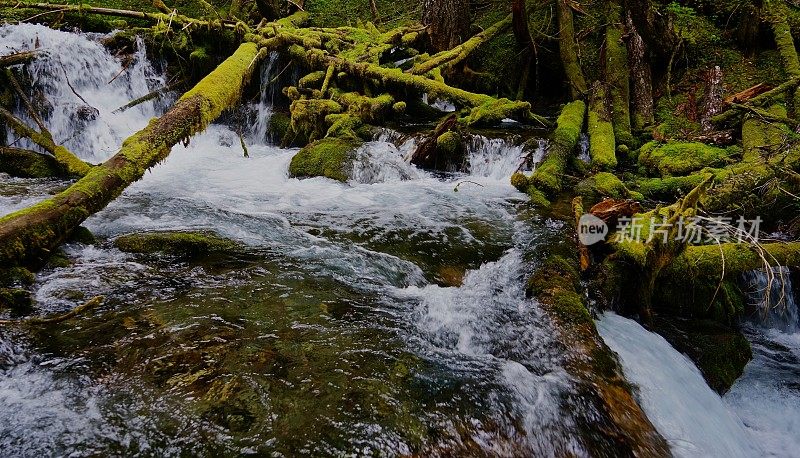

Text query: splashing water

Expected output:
[1,24,167,163]
[742,266,798,333]
[723,268,800,457]
[247,52,280,143]
[596,312,759,457]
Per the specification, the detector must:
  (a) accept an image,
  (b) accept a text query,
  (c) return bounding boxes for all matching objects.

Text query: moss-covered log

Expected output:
[0,107,91,178]
[0,50,38,68]
[764,0,800,114]
[556,0,588,99]
[0,146,66,178]
[410,13,512,76]
[287,45,548,126]
[0,0,246,31]
[587,83,616,170]
[518,100,586,206]
[526,249,670,455]
[0,41,266,267]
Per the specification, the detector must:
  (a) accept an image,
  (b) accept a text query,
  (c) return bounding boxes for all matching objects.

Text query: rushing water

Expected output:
[0,24,591,456]
[597,268,800,458]
[2,23,799,457]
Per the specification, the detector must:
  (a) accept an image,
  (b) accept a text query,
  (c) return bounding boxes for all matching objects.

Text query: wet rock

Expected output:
[114,230,241,260]
[651,316,752,394]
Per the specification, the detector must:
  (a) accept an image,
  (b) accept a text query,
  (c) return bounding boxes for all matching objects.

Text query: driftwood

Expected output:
[724,83,771,105]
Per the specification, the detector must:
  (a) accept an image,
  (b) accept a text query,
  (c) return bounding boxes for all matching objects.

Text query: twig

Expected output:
[59,62,94,108]
[0,296,104,326]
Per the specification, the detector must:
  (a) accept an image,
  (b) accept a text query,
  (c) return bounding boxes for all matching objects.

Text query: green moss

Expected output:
[589,172,629,199]
[510,172,529,193]
[634,172,715,200]
[288,137,361,182]
[638,141,739,176]
[435,131,461,155]
[298,71,326,89]
[604,23,633,147]
[530,101,586,196]
[0,267,35,287]
[114,230,240,259]
[0,287,33,313]
[588,111,616,170]
[0,147,65,178]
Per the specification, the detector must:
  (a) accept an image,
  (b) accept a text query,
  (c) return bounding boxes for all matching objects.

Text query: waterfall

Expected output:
[577,133,590,163]
[0,24,167,163]
[248,52,280,143]
[466,135,525,179]
[742,266,798,333]
[596,312,759,457]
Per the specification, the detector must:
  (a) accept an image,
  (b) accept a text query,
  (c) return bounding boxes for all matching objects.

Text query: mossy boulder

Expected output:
[289,137,361,182]
[651,317,752,394]
[638,141,739,176]
[0,287,33,313]
[114,230,240,260]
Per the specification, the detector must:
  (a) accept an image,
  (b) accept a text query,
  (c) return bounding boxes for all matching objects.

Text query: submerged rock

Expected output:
[114,230,240,260]
[288,137,361,182]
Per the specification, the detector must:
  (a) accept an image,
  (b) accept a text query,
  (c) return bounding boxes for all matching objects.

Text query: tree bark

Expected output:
[0,42,267,267]
[556,0,588,99]
[625,10,653,130]
[421,0,471,52]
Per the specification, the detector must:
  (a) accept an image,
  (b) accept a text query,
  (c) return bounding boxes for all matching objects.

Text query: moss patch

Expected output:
[288,137,361,182]
[638,141,739,176]
[114,230,240,260]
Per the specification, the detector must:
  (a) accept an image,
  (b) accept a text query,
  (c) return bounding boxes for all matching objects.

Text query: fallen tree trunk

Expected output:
[288,45,549,125]
[712,77,800,125]
[0,41,266,267]
[0,146,65,178]
[0,1,243,31]
[409,13,512,76]
[0,107,91,177]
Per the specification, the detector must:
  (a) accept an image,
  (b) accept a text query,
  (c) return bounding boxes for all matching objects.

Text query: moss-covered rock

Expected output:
[288,137,361,182]
[114,230,240,260]
[638,141,739,176]
[652,317,752,394]
[0,287,32,313]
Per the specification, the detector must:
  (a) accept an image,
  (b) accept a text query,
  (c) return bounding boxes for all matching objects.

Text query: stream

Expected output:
[1,23,798,457]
